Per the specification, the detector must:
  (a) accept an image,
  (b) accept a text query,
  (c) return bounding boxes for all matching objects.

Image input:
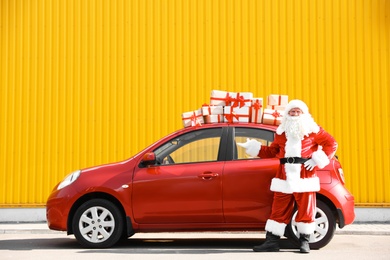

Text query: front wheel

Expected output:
[285,200,336,249]
[72,199,124,248]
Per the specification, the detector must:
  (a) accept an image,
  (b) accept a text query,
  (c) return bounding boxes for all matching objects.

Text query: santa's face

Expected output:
[284,108,311,140]
[288,107,303,117]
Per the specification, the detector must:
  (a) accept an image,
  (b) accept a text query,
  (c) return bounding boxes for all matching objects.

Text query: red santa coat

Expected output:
[258,127,338,194]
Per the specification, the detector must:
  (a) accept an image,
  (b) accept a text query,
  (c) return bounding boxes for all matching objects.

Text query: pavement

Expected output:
[0,222,390,236]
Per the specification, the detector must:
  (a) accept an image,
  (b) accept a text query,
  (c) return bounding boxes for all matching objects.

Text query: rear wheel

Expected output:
[285,200,336,249]
[72,199,124,248]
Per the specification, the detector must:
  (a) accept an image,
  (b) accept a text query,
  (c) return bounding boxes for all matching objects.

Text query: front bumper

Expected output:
[46,186,77,231]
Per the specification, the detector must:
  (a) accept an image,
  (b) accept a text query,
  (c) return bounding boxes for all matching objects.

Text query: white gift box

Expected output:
[210,90,233,106]
[182,109,204,127]
[230,92,253,107]
[204,114,225,123]
[251,98,264,124]
[201,104,224,116]
[266,105,286,110]
[223,106,250,123]
[267,94,288,106]
[262,109,284,126]
[210,90,253,107]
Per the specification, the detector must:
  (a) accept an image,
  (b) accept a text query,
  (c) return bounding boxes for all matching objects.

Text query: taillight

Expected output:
[338,168,345,184]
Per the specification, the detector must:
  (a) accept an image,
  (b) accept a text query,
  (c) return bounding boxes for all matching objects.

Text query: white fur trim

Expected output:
[311,150,330,169]
[296,221,316,235]
[270,177,320,193]
[265,219,287,237]
[285,100,309,114]
[284,136,301,157]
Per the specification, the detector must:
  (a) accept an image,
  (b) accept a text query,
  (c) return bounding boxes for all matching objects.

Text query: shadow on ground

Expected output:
[0,237,300,254]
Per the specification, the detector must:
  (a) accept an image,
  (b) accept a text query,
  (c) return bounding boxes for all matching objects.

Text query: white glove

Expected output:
[304,159,317,171]
[237,138,261,157]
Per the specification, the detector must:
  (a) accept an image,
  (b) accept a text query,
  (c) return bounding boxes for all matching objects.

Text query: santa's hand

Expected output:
[237,138,261,157]
[304,159,317,171]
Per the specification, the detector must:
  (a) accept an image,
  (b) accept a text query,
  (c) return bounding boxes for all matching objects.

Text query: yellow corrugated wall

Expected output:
[1,0,389,207]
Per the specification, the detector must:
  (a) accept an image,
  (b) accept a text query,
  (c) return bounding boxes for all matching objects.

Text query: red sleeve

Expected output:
[315,127,338,159]
[258,134,282,158]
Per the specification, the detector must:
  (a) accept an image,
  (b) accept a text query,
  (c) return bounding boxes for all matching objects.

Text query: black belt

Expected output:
[280,157,310,164]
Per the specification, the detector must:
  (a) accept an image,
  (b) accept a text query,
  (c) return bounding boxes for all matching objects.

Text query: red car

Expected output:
[46,123,355,248]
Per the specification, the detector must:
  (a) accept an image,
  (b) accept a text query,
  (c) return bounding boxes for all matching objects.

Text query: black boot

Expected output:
[299,234,311,253]
[253,231,280,252]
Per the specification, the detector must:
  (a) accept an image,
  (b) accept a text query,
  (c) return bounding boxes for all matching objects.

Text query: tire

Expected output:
[72,199,124,248]
[285,200,336,249]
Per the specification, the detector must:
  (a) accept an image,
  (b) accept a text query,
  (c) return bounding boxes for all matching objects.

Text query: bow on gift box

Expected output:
[252,100,263,123]
[210,93,234,106]
[232,93,249,108]
[271,110,281,125]
[271,110,281,118]
[225,93,234,106]
[253,100,263,110]
[225,112,239,123]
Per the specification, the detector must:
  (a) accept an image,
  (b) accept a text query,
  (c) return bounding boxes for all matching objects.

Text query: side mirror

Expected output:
[141,152,157,166]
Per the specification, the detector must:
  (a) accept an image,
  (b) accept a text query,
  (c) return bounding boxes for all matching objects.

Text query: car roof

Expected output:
[180,122,278,132]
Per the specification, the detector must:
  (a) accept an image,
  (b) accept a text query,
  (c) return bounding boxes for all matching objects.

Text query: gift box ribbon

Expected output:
[225,109,250,123]
[183,112,202,126]
[253,100,263,123]
[202,103,211,115]
[271,110,281,125]
[263,110,281,125]
[232,93,250,108]
[210,93,234,105]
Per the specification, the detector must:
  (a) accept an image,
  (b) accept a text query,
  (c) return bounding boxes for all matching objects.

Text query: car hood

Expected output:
[81,156,136,175]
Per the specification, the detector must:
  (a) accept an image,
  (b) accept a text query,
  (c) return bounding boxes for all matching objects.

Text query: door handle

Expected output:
[198,172,219,180]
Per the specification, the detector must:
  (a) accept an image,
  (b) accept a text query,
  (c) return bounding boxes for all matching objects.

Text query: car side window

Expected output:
[233,127,274,160]
[153,128,223,165]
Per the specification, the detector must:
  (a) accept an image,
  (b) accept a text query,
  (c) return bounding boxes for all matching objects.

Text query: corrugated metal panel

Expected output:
[0,0,389,207]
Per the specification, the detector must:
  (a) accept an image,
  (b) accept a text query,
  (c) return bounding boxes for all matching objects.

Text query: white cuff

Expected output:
[246,140,262,157]
[265,219,287,237]
[311,150,330,169]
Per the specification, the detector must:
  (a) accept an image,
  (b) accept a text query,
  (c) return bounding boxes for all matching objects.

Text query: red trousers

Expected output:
[270,191,316,224]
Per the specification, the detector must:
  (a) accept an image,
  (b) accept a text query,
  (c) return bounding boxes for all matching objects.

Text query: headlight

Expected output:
[57,170,81,190]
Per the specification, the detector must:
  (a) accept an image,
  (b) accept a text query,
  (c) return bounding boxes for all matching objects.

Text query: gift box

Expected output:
[266,105,286,110]
[267,94,288,107]
[230,92,253,107]
[262,109,284,126]
[182,109,204,127]
[251,98,264,124]
[224,106,250,123]
[210,90,253,107]
[204,114,225,123]
[210,90,234,106]
[201,104,224,116]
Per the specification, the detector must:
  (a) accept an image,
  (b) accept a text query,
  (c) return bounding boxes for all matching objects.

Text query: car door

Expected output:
[222,126,279,224]
[132,127,226,224]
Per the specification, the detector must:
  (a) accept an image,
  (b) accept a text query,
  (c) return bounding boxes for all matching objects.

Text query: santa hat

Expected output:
[285,99,309,114]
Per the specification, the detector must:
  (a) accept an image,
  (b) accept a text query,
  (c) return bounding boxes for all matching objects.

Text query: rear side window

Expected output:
[233,127,274,160]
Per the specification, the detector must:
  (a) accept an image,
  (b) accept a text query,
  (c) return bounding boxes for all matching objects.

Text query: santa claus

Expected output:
[238,99,338,253]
